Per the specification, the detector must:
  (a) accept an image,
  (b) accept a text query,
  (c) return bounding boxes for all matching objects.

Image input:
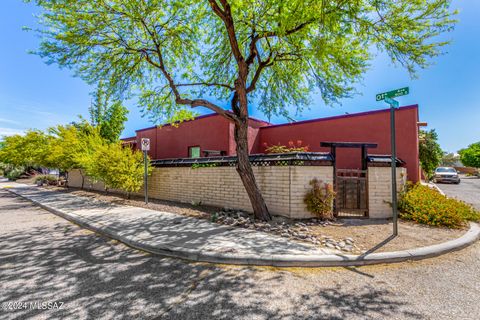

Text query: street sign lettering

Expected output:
[376,87,409,101]
[141,138,150,151]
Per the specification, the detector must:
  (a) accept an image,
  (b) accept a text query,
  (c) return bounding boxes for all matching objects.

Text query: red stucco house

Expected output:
[122,104,421,182]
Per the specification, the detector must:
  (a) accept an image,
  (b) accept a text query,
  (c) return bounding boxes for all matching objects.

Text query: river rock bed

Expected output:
[213,208,358,253]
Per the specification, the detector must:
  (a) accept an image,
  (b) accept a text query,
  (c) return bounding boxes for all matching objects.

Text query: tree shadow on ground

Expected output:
[0,191,422,320]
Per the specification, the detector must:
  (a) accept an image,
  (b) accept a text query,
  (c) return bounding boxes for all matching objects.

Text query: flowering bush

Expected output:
[303,179,336,219]
[398,183,480,228]
[264,140,309,153]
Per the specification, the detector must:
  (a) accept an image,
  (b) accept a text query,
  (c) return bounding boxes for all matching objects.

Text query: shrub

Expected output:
[5,167,24,181]
[398,183,480,228]
[34,175,58,185]
[303,178,336,219]
[264,140,309,153]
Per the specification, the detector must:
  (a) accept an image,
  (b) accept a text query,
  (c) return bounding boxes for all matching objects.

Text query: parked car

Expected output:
[433,167,461,184]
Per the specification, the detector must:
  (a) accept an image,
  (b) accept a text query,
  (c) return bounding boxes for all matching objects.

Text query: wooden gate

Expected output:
[335,169,368,218]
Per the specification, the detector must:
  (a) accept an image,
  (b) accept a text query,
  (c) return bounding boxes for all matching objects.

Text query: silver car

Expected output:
[433,167,461,184]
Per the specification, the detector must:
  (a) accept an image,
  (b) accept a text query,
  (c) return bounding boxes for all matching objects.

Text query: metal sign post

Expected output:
[141,138,150,204]
[376,88,409,236]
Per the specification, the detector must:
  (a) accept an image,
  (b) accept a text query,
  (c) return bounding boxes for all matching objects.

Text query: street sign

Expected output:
[376,87,409,101]
[384,97,399,108]
[377,88,410,237]
[140,138,150,204]
[141,138,150,151]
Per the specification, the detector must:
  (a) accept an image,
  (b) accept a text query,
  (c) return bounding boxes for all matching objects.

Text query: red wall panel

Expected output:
[258,105,420,182]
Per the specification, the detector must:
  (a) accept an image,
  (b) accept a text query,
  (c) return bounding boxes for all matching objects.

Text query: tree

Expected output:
[441,152,459,167]
[88,82,129,143]
[31,0,456,220]
[0,130,51,168]
[459,142,480,169]
[419,129,443,180]
[90,142,150,197]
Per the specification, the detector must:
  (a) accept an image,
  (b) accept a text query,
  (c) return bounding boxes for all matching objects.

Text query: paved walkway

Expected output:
[4,185,338,258]
[3,183,479,267]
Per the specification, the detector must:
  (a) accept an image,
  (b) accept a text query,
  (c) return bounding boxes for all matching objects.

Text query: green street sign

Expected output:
[385,97,399,108]
[376,87,409,101]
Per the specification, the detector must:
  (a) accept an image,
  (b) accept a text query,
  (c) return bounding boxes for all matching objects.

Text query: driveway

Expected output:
[435,175,480,210]
[1,189,480,319]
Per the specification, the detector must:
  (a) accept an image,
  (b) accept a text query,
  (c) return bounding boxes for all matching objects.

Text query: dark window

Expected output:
[189,146,200,158]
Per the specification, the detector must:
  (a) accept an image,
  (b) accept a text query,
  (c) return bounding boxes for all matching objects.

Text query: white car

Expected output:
[433,167,461,184]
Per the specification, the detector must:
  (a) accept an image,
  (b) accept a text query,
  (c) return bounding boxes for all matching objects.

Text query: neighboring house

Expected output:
[122,105,421,182]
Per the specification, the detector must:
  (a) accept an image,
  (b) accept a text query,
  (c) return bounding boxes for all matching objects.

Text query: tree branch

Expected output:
[175,82,234,90]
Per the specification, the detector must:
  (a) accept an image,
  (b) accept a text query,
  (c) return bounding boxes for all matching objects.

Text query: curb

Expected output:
[7,188,480,267]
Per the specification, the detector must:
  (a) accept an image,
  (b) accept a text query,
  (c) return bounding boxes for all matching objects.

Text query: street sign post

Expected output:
[141,138,150,204]
[376,87,409,236]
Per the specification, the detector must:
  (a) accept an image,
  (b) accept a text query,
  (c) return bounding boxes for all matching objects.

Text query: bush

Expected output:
[264,140,309,153]
[398,183,480,228]
[34,175,58,185]
[5,167,24,181]
[303,178,336,219]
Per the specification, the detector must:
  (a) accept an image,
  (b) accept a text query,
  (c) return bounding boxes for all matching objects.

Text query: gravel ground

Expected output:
[435,175,480,210]
[1,189,479,320]
[43,186,465,254]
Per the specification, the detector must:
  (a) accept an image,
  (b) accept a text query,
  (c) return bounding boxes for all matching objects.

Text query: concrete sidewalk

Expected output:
[3,184,479,267]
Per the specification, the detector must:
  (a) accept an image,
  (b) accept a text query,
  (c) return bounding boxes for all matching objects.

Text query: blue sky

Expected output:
[0,0,478,153]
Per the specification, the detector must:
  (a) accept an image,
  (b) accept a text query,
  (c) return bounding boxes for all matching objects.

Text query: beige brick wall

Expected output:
[368,166,407,218]
[69,166,405,219]
[68,166,333,219]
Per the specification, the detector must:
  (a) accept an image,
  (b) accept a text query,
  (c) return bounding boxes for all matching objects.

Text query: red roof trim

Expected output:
[260,105,419,130]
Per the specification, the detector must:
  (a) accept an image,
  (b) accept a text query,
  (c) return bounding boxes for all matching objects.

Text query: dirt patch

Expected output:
[43,186,466,254]
[307,219,465,253]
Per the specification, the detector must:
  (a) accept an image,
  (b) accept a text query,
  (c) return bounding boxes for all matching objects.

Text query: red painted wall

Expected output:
[135,114,234,159]
[258,105,420,182]
[127,105,420,182]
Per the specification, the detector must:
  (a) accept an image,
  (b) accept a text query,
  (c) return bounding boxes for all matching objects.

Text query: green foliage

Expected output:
[419,129,443,180]
[0,130,51,168]
[34,174,58,185]
[459,142,480,169]
[264,140,309,153]
[2,164,26,181]
[0,122,150,193]
[303,179,336,220]
[30,0,456,121]
[88,81,129,143]
[441,152,459,167]
[0,163,24,180]
[90,142,150,193]
[191,163,219,169]
[398,183,480,228]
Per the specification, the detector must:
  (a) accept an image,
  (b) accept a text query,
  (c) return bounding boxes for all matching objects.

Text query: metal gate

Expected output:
[335,169,368,218]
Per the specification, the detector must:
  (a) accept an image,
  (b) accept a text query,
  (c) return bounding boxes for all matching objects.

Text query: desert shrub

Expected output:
[264,140,309,153]
[34,175,58,185]
[5,167,25,181]
[398,183,480,228]
[303,178,336,219]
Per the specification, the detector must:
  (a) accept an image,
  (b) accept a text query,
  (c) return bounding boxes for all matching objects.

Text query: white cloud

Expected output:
[0,118,21,125]
[0,127,24,137]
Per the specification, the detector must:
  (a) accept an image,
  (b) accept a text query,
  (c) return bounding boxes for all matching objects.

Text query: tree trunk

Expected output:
[234,117,271,221]
[80,169,85,189]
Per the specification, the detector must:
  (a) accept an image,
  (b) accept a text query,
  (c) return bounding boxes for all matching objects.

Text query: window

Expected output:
[189,146,201,158]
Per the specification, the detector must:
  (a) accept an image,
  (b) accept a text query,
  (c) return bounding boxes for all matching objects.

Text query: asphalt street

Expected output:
[435,175,480,210]
[1,189,479,320]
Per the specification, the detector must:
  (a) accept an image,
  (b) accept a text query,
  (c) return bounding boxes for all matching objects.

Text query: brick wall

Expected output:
[368,166,407,218]
[68,166,333,219]
[68,165,405,219]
